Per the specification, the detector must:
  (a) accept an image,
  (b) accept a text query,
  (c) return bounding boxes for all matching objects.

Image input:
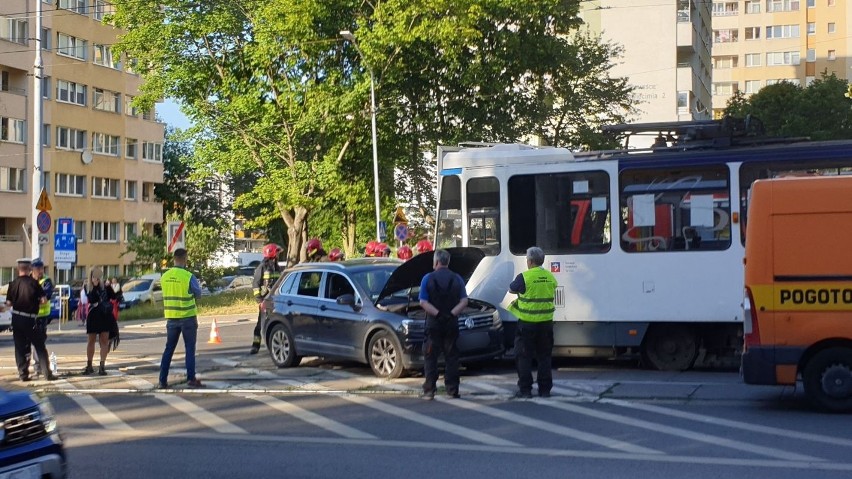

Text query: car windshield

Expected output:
[124,279,152,292]
[349,266,397,302]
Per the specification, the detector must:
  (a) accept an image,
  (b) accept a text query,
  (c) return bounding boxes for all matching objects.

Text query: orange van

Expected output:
[742,175,852,412]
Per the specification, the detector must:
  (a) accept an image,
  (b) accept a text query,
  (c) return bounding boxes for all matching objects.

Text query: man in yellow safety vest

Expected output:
[508,246,558,398]
[158,248,204,389]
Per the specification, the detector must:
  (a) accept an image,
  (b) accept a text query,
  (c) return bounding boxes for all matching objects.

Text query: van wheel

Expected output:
[642,325,698,371]
[367,330,404,379]
[803,348,852,413]
[268,323,302,368]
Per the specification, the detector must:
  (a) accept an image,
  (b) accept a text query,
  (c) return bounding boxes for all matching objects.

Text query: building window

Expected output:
[806,76,816,86]
[58,0,88,14]
[104,265,120,278]
[93,44,121,70]
[125,95,138,117]
[745,27,760,40]
[124,180,137,200]
[92,1,114,21]
[126,138,138,159]
[142,182,154,202]
[92,177,120,199]
[1,17,28,44]
[75,222,85,243]
[93,88,121,113]
[124,222,138,242]
[41,76,50,100]
[142,108,155,121]
[73,265,86,279]
[767,0,800,11]
[806,0,814,6]
[828,23,836,34]
[745,53,762,67]
[56,127,86,151]
[766,78,801,86]
[92,133,120,156]
[55,173,85,196]
[766,51,801,66]
[766,25,800,39]
[56,33,87,60]
[745,80,761,94]
[0,117,25,144]
[712,82,738,96]
[91,222,120,242]
[807,23,815,35]
[677,91,690,108]
[807,49,816,62]
[713,56,739,69]
[142,142,163,162]
[828,49,836,61]
[56,80,86,106]
[0,167,25,192]
[42,124,50,147]
[40,27,50,50]
[712,2,739,16]
[713,29,739,43]
[745,1,761,13]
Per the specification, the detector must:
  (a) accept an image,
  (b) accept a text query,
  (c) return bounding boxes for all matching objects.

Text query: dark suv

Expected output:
[0,388,66,478]
[262,248,504,378]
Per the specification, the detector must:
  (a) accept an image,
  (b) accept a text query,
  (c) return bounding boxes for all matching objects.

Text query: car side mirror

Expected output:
[336,294,356,307]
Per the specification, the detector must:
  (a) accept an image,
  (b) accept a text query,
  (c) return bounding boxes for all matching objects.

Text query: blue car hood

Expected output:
[375,247,486,304]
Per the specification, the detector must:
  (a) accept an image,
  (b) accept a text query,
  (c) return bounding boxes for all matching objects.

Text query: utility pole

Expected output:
[31,0,44,261]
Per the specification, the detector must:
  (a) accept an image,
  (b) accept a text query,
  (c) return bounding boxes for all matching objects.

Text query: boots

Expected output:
[82,361,94,375]
[98,361,107,376]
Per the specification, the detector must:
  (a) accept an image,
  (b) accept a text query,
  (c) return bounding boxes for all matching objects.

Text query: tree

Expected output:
[121,230,168,274]
[724,73,852,140]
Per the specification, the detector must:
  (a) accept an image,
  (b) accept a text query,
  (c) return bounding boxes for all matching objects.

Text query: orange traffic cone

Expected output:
[207,319,222,344]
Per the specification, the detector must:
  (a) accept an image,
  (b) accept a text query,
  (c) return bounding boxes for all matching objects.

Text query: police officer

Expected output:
[250,243,283,354]
[30,258,54,375]
[508,246,557,398]
[4,258,55,381]
[158,248,204,388]
[418,249,468,400]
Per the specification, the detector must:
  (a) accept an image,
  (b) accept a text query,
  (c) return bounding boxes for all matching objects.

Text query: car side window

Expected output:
[324,273,355,301]
[296,272,321,297]
[279,272,297,295]
[153,282,161,292]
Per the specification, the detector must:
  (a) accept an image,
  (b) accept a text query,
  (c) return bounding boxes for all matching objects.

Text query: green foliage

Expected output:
[723,73,852,140]
[120,231,168,274]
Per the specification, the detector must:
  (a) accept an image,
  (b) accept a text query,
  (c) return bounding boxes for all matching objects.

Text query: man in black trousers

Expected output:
[4,258,55,381]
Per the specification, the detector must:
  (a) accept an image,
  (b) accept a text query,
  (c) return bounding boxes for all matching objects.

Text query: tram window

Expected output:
[436,175,463,249]
[508,171,611,255]
[467,177,501,256]
[739,162,852,245]
[620,166,731,253]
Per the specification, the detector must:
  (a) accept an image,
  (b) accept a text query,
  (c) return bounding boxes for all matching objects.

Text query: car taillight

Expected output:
[743,286,761,350]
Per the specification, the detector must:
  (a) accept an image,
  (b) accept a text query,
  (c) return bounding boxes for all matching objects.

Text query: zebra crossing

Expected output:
[27,355,852,473]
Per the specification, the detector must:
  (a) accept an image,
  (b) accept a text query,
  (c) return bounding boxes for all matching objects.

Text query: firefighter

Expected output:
[377,243,391,257]
[397,245,413,261]
[416,239,434,255]
[364,241,379,257]
[305,238,327,262]
[250,243,283,355]
[328,248,344,262]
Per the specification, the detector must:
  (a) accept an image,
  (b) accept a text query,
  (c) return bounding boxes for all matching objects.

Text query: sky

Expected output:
[158,98,192,131]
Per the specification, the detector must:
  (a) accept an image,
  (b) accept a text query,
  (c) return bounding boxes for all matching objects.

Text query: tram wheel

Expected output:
[641,325,698,371]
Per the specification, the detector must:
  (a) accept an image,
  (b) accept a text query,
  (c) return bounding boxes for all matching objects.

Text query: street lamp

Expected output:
[340,30,383,243]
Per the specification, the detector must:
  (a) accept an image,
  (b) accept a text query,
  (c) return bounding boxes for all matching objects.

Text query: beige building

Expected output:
[0,0,163,284]
[711,0,852,118]
[580,1,713,130]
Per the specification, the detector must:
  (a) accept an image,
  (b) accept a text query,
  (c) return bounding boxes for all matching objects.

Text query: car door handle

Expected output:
[286,300,293,306]
[319,305,327,311]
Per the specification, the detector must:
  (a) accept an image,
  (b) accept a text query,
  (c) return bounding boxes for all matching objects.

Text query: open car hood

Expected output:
[375,247,486,304]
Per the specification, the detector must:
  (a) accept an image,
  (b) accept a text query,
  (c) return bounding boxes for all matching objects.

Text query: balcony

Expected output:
[0,90,27,119]
[0,234,25,260]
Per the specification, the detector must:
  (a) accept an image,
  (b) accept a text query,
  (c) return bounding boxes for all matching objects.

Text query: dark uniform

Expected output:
[7,262,53,381]
[418,267,467,398]
[250,258,282,353]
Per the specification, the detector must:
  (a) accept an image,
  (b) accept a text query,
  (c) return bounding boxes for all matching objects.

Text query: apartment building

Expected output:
[0,0,164,284]
[711,0,851,117]
[580,0,713,132]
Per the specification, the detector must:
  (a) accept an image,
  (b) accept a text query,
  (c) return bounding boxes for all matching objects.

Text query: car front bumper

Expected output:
[0,435,66,479]
[401,329,505,369]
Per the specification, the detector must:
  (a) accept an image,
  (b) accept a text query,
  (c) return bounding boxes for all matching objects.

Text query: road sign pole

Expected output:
[31,0,44,261]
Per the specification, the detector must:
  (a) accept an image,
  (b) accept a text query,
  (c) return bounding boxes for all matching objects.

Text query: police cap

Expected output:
[31,258,44,268]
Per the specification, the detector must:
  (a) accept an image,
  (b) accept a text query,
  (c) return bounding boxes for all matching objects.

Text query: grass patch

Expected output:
[117,290,257,322]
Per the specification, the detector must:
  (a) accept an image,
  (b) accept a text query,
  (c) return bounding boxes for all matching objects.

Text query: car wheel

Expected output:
[803,347,852,413]
[367,330,404,379]
[267,323,302,368]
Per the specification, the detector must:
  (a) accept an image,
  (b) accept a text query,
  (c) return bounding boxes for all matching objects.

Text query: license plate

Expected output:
[0,464,40,479]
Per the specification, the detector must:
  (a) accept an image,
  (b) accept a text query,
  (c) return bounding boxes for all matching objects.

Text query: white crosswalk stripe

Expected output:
[55,379,132,431]
[245,394,377,440]
[153,393,247,434]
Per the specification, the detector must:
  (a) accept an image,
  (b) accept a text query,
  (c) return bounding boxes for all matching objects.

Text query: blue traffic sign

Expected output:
[57,217,74,235]
[54,233,77,264]
[36,211,51,233]
[378,221,388,241]
[394,223,408,242]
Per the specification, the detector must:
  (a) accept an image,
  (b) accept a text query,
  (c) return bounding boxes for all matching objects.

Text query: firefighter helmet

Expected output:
[262,243,282,259]
[328,248,344,262]
[397,245,413,260]
[305,238,323,257]
[364,241,379,257]
[415,239,433,254]
[378,243,391,257]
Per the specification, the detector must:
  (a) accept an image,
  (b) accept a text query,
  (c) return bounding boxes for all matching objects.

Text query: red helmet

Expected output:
[365,241,379,257]
[397,245,413,260]
[305,238,322,257]
[378,243,391,257]
[415,239,433,254]
[328,248,344,261]
[263,243,283,259]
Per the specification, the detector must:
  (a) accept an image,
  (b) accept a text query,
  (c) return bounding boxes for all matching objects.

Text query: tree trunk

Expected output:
[283,205,308,266]
[343,210,357,258]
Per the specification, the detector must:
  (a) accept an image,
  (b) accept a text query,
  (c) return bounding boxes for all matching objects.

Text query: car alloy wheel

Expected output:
[268,323,301,368]
[368,330,404,379]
